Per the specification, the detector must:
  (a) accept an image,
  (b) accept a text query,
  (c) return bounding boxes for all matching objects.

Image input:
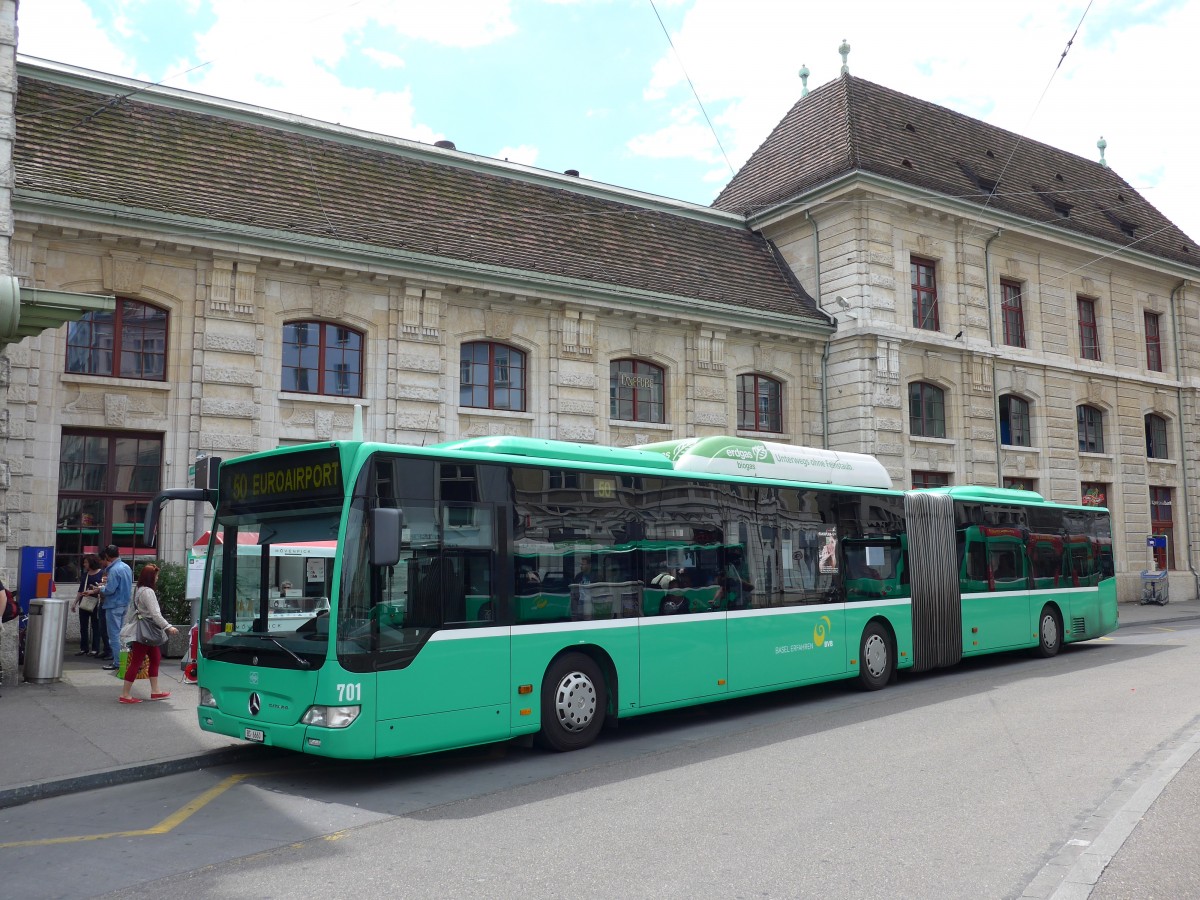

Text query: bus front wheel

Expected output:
[857,622,893,691]
[538,652,607,752]
[1034,606,1062,658]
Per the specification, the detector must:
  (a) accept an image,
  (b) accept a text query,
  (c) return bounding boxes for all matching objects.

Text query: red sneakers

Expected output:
[150,692,171,701]
[118,696,142,704]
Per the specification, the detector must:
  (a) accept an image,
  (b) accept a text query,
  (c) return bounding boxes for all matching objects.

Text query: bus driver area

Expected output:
[148,433,1115,761]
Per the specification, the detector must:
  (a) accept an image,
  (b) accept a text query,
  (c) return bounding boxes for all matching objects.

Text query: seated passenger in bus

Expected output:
[570,557,594,585]
[717,550,754,609]
[652,569,689,615]
[517,566,541,595]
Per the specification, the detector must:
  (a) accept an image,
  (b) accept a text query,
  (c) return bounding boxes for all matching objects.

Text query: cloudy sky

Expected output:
[16,0,1200,245]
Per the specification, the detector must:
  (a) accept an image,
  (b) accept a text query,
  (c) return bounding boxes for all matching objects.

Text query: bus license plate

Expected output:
[244,728,265,743]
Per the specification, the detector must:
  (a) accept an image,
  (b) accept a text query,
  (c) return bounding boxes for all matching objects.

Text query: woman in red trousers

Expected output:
[118,564,179,704]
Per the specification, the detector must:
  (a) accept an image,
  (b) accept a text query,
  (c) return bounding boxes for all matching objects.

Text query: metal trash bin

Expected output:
[23,597,69,683]
[1140,570,1169,606]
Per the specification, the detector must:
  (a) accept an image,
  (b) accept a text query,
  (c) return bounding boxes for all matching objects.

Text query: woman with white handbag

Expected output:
[117,564,178,704]
[71,553,105,657]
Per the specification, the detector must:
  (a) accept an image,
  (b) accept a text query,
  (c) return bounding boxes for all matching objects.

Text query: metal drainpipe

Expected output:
[1169,279,1199,598]
[983,229,1003,483]
[807,209,830,449]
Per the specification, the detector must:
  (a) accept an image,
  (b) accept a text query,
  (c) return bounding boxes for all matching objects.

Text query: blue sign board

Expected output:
[1147,535,1167,549]
[18,545,55,612]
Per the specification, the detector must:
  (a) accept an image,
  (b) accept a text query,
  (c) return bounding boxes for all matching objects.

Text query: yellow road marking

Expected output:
[0,773,257,849]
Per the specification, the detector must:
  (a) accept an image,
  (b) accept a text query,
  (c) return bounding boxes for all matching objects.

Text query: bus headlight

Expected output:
[301,705,361,728]
[199,688,218,708]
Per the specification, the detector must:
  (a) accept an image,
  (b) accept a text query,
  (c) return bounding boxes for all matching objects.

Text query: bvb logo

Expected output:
[231,473,248,501]
[813,614,832,646]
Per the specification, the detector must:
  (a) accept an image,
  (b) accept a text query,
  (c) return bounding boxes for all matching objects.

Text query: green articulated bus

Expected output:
[147,434,1117,759]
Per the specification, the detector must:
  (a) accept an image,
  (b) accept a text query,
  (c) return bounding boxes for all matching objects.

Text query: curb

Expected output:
[0,744,282,811]
[1118,608,1200,629]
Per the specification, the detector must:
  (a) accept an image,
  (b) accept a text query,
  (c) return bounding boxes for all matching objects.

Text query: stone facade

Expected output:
[765,187,1200,601]
[0,0,13,680]
[13,230,825,574]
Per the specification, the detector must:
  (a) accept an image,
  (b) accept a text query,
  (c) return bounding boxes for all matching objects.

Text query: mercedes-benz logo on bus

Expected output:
[248,692,261,716]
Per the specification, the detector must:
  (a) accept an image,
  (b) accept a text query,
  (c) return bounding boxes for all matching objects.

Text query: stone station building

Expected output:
[5,55,1200,605]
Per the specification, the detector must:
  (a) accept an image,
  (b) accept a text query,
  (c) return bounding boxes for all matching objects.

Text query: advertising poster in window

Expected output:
[818,528,838,574]
[306,557,325,584]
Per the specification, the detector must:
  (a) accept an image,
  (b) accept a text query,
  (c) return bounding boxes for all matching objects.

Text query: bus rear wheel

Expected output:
[538,652,607,752]
[857,622,892,691]
[1034,605,1062,658]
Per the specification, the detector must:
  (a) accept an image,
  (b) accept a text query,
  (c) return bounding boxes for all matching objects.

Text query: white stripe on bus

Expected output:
[961,586,1099,601]
[428,599,915,639]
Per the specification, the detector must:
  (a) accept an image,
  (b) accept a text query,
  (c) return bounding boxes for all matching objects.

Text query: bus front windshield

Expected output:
[199,511,339,669]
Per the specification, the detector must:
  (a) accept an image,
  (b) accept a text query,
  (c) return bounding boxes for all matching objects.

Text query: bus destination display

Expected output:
[218,447,344,517]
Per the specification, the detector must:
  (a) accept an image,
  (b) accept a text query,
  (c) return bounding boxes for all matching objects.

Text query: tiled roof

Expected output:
[714,75,1198,268]
[14,72,823,324]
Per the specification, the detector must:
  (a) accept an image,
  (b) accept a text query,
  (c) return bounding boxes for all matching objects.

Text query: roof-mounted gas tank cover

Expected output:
[634,436,893,490]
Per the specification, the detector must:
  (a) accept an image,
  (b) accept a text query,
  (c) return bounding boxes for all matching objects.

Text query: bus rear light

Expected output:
[301,705,361,728]
[517,684,533,695]
[199,688,218,708]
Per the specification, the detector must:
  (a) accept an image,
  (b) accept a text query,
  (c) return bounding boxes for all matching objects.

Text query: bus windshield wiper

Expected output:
[265,636,311,668]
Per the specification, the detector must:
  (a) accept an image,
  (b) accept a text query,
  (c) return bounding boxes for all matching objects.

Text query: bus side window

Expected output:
[990,547,1024,590]
[964,543,988,585]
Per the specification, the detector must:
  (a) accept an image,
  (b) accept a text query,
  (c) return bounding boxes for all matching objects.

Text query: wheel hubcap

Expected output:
[863,634,888,678]
[1042,615,1058,648]
[554,671,597,733]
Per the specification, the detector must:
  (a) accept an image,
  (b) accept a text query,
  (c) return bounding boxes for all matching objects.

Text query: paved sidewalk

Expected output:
[0,649,261,809]
[0,598,1197,812]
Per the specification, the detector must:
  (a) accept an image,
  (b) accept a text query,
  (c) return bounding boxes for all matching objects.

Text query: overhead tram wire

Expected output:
[967,0,1095,236]
[648,0,736,180]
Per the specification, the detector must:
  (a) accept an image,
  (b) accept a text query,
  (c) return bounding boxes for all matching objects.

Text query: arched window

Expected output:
[460,341,526,411]
[610,359,665,423]
[1145,413,1169,459]
[282,321,364,397]
[65,298,168,381]
[737,374,783,432]
[1077,405,1105,453]
[999,395,1031,447]
[908,382,945,438]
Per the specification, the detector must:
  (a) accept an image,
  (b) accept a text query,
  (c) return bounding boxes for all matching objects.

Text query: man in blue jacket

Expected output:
[96,544,132,671]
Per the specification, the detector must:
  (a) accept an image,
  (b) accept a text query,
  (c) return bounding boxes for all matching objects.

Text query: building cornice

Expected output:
[15,192,833,339]
[748,170,1200,282]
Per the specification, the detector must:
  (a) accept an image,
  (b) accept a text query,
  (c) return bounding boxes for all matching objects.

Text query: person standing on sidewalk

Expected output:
[95,545,132,672]
[71,553,105,657]
[118,564,178,703]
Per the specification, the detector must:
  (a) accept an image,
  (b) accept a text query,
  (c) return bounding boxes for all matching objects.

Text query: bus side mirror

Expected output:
[370,507,404,568]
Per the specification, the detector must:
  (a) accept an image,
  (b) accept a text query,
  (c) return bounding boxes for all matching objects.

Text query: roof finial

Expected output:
[839,39,851,75]
[799,63,810,97]
[1097,135,1108,168]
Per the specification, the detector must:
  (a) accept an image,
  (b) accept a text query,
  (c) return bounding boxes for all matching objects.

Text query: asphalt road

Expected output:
[2,619,1198,900]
